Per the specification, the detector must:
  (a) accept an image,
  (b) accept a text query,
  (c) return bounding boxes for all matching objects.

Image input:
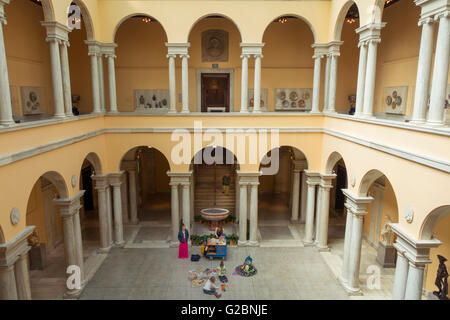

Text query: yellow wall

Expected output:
[26,180,48,245]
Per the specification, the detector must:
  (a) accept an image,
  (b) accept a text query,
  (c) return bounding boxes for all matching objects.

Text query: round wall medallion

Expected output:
[404,206,414,223]
[350,175,356,187]
[71,175,77,187]
[10,208,20,225]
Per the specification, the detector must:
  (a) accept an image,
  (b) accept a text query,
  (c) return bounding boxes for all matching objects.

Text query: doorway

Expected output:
[201,73,230,112]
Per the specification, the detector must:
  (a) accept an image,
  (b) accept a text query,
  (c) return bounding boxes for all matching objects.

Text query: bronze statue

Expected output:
[433,255,449,300]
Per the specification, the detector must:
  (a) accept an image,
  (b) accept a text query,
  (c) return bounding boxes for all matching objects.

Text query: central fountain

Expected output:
[200,208,230,231]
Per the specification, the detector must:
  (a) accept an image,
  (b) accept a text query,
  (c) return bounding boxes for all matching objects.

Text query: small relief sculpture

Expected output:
[433,255,449,300]
[380,216,395,246]
[28,230,40,247]
[21,86,43,115]
[384,86,407,115]
[202,29,229,62]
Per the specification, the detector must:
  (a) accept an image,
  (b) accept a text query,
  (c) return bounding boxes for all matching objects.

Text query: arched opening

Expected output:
[260,16,315,111]
[190,146,239,235]
[187,15,242,112]
[67,0,96,115]
[325,152,349,247]
[26,171,68,299]
[114,15,168,112]
[78,152,102,256]
[258,146,307,243]
[334,2,360,114]
[119,146,171,243]
[4,0,55,122]
[421,205,450,298]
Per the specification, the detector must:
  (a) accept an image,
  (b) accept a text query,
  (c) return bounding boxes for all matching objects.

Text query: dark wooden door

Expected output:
[201,73,230,112]
[335,165,347,210]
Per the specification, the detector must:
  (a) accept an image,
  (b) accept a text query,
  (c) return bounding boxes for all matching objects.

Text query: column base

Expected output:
[409,119,426,125]
[170,241,179,248]
[317,245,330,252]
[181,110,190,114]
[53,114,67,119]
[106,111,119,115]
[290,219,300,224]
[240,109,249,113]
[303,240,314,246]
[252,109,262,113]
[341,282,363,296]
[309,111,322,115]
[238,240,248,246]
[0,120,16,127]
[114,241,125,248]
[97,246,112,254]
[168,109,178,114]
[425,120,445,127]
[247,240,259,247]
[63,287,85,300]
[130,219,139,225]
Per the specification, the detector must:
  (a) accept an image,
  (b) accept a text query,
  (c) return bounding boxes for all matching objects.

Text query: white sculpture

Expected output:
[380,216,395,246]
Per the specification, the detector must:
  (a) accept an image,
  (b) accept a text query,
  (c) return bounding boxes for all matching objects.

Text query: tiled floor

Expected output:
[80,246,349,300]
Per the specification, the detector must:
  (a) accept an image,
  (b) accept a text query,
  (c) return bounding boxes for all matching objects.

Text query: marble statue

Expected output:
[380,216,395,246]
[28,230,40,247]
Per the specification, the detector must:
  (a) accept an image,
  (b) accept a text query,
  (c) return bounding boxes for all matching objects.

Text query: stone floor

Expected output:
[80,246,349,300]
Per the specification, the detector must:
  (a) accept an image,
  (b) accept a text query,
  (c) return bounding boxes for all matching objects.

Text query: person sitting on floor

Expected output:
[217,261,228,283]
[203,276,222,298]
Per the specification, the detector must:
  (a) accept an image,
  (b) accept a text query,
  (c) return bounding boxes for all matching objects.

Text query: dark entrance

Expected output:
[201,73,230,112]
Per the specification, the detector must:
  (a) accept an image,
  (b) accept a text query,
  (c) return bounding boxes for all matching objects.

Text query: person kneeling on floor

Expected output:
[217,261,228,283]
[203,276,222,298]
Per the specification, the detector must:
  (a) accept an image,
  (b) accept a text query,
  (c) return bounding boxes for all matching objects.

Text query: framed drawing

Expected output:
[20,86,43,115]
[135,89,169,113]
[248,88,268,111]
[384,86,407,115]
[274,88,312,111]
[202,29,228,62]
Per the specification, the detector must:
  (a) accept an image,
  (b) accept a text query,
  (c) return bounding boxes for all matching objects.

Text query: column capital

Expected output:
[240,53,250,59]
[166,53,177,59]
[240,43,264,56]
[92,174,110,190]
[165,42,190,56]
[415,0,450,21]
[319,173,337,189]
[167,171,192,185]
[418,16,435,26]
[341,189,373,216]
[0,226,34,267]
[41,21,70,43]
[101,42,117,58]
[237,171,261,185]
[85,40,102,56]
[312,43,328,59]
[390,223,441,267]
[327,40,344,57]
[356,22,387,42]
[53,190,86,217]
[292,159,307,172]
[108,171,125,186]
[304,170,321,185]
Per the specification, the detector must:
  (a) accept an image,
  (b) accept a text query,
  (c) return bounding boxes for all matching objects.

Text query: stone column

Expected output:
[128,168,139,225]
[405,262,426,300]
[104,43,118,113]
[303,171,320,245]
[311,55,322,113]
[314,186,322,244]
[290,169,301,223]
[121,173,129,224]
[317,174,335,251]
[86,42,101,113]
[0,1,14,126]
[300,171,307,223]
[248,182,259,246]
[97,53,105,112]
[340,206,353,285]
[181,53,190,113]
[356,23,385,117]
[54,191,86,294]
[323,54,331,110]
[327,49,341,113]
[14,251,31,300]
[170,182,179,246]
[181,182,191,231]
[167,53,177,113]
[105,186,113,246]
[59,40,72,116]
[240,53,249,113]
[47,38,66,118]
[253,53,263,113]
[392,247,409,300]
[0,265,17,300]
[340,189,372,294]
[93,176,112,252]
[427,12,450,125]
[354,40,368,116]
[411,17,435,123]
[110,172,125,246]
[238,180,248,245]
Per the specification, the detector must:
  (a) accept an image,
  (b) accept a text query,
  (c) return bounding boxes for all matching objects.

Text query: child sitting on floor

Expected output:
[203,276,222,299]
[217,261,228,283]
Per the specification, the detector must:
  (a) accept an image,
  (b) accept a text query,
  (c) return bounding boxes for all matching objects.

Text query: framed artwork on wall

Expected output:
[384,86,407,115]
[248,88,268,111]
[202,29,229,62]
[20,86,43,115]
[135,89,169,113]
[274,88,312,111]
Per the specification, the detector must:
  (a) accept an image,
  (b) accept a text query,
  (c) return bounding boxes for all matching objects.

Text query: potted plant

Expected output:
[229,234,239,246]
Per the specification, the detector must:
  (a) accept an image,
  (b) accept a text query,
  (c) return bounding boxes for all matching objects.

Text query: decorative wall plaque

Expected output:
[248,89,268,111]
[202,29,229,62]
[20,86,43,115]
[404,206,414,223]
[275,88,312,111]
[135,89,169,113]
[10,208,20,225]
[71,175,77,187]
[384,86,407,115]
